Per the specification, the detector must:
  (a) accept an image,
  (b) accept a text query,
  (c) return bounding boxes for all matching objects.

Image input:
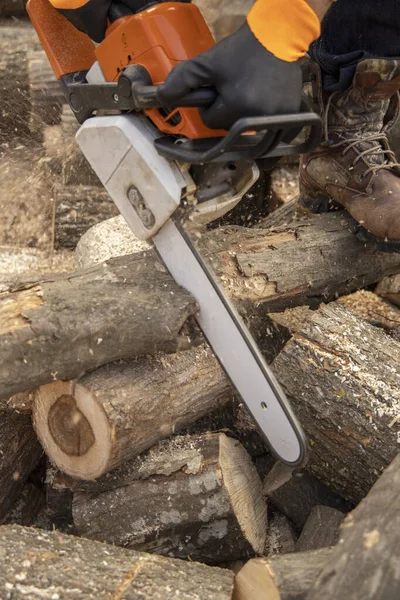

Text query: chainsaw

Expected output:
[27,0,322,467]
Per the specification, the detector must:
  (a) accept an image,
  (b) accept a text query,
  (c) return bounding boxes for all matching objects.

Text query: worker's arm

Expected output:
[159,0,332,129]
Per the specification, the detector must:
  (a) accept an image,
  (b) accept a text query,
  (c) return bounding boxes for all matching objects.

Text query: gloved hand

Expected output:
[158,22,303,130]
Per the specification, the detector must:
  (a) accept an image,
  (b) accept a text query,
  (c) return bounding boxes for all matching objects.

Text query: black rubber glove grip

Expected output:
[158,22,303,130]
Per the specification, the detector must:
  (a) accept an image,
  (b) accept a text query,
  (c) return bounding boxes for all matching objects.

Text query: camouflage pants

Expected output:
[309,0,400,91]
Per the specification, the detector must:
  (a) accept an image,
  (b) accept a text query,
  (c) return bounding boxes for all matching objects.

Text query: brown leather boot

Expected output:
[300,59,400,252]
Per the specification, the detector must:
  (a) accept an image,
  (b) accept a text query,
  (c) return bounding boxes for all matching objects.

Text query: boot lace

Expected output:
[323,92,400,185]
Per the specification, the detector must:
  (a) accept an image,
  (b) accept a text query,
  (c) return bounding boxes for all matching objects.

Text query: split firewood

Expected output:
[257,457,350,530]
[272,302,400,503]
[54,184,119,249]
[65,433,267,563]
[294,505,345,552]
[307,453,400,600]
[0,1,27,17]
[0,254,198,400]
[233,547,333,600]
[33,349,232,479]
[28,50,64,133]
[258,196,299,229]
[0,406,43,522]
[0,524,234,600]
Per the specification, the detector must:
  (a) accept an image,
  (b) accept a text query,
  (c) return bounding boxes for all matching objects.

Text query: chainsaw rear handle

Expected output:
[118,64,217,109]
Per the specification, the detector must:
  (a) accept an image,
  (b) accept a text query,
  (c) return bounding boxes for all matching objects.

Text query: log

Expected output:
[0,254,198,400]
[376,273,400,307]
[0,407,43,522]
[194,0,254,40]
[28,50,64,133]
[33,348,232,479]
[257,458,350,530]
[233,547,333,600]
[0,524,234,600]
[272,302,400,503]
[265,510,297,556]
[2,482,45,527]
[3,211,400,399]
[295,505,344,552]
[54,184,119,249]
[76,214,150,270]
[307,453,400,600]
[70,433,267,564]
[201,212,400,313]
[337,290,400,339]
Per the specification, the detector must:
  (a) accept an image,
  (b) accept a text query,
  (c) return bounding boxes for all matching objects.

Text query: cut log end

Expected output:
[33,380,112,480]
[219,434,267,555]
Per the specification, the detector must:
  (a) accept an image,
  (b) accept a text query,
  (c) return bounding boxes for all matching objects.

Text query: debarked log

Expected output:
[68,433,267,564]
[33,348,232,479]
[0,524,234,600]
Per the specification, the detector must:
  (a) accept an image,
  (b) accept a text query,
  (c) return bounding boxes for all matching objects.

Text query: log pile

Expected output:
[1,12,400,600]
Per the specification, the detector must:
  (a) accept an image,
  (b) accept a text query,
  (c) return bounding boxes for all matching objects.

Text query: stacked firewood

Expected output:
[1,8,400,600]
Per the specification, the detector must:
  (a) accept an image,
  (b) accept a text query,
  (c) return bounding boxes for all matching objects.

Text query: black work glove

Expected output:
[158,22,303,130]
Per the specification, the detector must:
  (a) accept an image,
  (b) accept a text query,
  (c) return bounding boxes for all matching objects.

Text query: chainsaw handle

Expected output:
[118,64,217,109]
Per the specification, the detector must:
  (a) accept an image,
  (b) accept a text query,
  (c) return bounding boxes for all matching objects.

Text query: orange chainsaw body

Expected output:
[27,0,223,139]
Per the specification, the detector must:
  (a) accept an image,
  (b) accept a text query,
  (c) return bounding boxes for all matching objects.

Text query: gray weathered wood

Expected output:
[307,453,400,600]
[0,524,234,599]
[28,50,64,132]
[337,290,400,340]
[295,505,345,552]
[68,433,267,564]
[272,302,400,503]
[0,407,43,522]
[265,511,297,556]
[0,254,198,400]
[258,460,350,530]
[200,212,400,313]
[233,548,333,600]
[33,348,232,479]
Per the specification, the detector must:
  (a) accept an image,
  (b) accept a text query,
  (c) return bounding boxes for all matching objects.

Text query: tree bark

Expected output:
[0,407,43,522]
[201,212,400,313]
[233,548,333,600]
[2,482,45,527]
[0,524,234,600]
[69,433,267,564]
[295,505,344,552]
[272,302,400,503]
[54,184,119,249]
[337,290,400,340]
[33,348,232,479]
[0,254,198,400]
[2,212,400,399]
[307,453,400,600]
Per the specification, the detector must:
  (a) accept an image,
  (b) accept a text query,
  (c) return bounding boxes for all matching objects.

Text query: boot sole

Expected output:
[299,194,400,254]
